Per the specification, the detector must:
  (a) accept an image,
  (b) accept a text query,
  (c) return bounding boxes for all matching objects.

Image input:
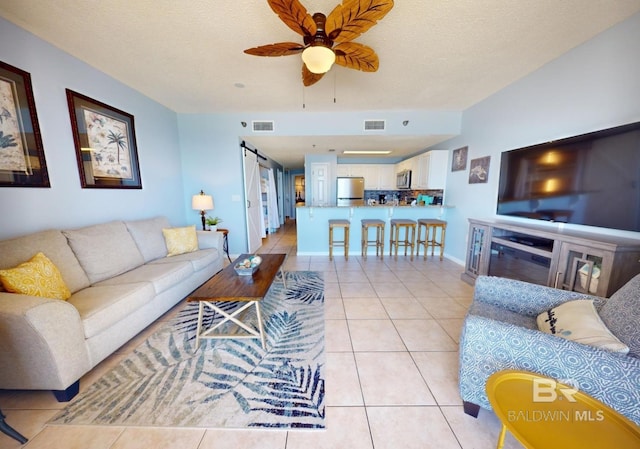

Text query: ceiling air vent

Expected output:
[364,120,385,131]
[252,120,274,132]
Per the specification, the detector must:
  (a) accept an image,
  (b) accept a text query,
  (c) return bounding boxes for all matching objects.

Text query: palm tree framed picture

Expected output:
[0,61,50,187]
[66,89,142,189]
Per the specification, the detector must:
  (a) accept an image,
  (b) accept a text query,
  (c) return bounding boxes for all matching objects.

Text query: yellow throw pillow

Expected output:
[162,225,198,257]
[0,252,71,300]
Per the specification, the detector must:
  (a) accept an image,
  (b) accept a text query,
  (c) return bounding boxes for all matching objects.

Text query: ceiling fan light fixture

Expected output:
[302,45,335,74]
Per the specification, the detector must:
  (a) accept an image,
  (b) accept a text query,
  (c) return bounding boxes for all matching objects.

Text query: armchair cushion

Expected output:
[536,299,629,354]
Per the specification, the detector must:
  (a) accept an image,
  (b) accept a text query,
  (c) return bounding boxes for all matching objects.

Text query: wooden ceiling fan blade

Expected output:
[326,0,394,43]
[267,0,317,36]
[302,64,325,86]
[244,42,305,57]
[334,42,379,72]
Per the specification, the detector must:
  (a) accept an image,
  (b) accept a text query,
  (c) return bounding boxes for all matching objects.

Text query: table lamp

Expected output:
[192,190,214,231]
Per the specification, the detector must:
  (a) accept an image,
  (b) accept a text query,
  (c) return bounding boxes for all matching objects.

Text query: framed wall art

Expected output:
[451,146,468,172]
[469,156,491,184]
[66,89,142,189]
[0,61,50,187]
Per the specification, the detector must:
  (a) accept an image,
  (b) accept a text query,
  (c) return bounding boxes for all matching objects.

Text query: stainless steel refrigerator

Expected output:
[336,177,365,206]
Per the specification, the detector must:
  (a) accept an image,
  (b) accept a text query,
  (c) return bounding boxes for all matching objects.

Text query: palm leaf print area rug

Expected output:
[51,271,325,429]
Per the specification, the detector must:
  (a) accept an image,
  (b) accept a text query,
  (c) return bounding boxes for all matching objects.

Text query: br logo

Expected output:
[532,378,578,403]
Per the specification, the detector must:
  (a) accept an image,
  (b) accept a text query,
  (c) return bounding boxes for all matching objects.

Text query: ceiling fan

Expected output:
[244,0,394,86]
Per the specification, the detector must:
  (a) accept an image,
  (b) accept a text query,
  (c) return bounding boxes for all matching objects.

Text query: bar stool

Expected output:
[416,218,447,260]
[389,219,417,259]
[328,219,350,260]
[361,219,385,259]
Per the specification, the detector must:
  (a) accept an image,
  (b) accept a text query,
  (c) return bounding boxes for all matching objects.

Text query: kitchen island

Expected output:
[296,204,453,256]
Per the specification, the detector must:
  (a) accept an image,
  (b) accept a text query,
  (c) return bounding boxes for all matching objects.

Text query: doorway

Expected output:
[294,175,305,205]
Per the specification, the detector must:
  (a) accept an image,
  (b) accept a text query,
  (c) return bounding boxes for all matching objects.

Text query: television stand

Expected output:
[462,218,640,297]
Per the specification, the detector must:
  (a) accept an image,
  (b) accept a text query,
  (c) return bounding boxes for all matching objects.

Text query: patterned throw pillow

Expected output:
[536,299,629,354]
[162,225,199,257]
[0,252,71,300]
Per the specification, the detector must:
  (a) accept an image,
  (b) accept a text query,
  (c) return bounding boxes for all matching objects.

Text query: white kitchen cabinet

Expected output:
[395,159,411,173]
[336,164,396,190]
[377,165,396,189]
[409,151,448,189]
[336,164,353,177]
[425,151,448,189]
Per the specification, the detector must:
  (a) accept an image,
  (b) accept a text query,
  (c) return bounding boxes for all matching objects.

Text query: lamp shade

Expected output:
[302,46,336,74]
[192,193,213,211]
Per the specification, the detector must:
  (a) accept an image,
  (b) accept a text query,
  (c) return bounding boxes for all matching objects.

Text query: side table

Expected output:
[217,228,232,263]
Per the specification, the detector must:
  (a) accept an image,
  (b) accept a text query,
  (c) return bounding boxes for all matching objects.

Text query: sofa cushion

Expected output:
[63,221,145,284]
[0,252,71,300]
[125,217,170,262]
[0,230,90,293]
[95,261,193,294]
[67,283,155,339]
[599,273,640,358]
[150,248,220,272]
[163,226,199,256]
[537,299,629,354]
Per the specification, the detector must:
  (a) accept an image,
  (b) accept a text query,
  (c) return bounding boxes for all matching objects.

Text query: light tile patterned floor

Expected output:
[0,219,524,449]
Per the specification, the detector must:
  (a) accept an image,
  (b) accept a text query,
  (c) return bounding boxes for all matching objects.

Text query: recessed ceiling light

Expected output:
[342,150,392,155]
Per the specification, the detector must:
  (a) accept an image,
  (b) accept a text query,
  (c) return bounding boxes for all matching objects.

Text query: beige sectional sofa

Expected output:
[0,216,223,401]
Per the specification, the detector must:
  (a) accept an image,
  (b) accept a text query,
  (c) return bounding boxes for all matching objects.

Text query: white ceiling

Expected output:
[2,0,640,168]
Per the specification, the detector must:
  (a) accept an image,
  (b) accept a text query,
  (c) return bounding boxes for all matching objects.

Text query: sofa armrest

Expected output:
[196,230,223,251]
[473,276,605,317]
[0,292,91,391]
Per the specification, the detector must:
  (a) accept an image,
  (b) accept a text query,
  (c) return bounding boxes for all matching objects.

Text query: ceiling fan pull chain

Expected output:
[333,70,337,104]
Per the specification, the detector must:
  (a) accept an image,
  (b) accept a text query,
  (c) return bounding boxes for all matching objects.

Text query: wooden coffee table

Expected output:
[188,253,286,350]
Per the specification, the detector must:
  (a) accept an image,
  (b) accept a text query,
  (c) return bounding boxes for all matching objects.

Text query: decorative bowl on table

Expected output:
[234,255,262,276]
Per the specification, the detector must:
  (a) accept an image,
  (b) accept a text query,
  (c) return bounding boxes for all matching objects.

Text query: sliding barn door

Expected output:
[242,148,262,253]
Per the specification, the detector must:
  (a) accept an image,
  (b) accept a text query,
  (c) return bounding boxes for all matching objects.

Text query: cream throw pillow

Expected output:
[0,252,71,300]
[537,299,629,354]
[162,225,198,257]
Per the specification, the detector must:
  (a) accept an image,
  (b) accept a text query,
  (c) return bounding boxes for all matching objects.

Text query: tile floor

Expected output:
[0,219,524,449]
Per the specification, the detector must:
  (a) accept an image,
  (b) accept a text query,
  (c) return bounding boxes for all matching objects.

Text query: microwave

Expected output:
[396,170,411,189]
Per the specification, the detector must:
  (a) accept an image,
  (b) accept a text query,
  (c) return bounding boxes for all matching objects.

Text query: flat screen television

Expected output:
[496,121,640,232]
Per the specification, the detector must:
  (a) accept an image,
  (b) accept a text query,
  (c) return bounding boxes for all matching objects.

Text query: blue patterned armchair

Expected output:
[459,274,640,426]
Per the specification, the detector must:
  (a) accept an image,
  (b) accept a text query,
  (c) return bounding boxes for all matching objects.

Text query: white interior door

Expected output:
[311,162,330,206]
[242,149,262,253]
[277,169,284,224]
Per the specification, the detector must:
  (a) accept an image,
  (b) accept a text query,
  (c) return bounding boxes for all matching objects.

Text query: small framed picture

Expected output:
[451,146,468,172]
[469,156,490,184]
[0,61,50,187]
[66,89,142,189]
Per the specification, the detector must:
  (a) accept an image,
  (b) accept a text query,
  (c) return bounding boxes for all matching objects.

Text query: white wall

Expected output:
[433,11,640,264]
[0,18,185,239]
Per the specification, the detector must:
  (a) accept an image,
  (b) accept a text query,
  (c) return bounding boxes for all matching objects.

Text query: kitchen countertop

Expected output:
[295,203,453,255]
